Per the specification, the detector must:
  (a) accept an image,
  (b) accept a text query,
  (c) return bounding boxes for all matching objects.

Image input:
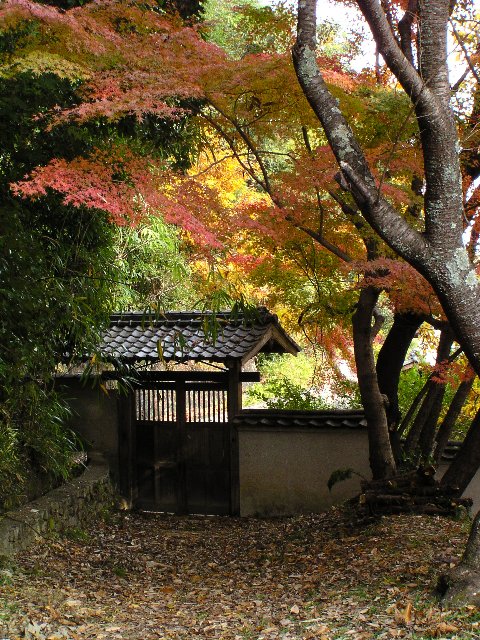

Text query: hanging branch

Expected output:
[397,0,418,67]
[207,100,272,194]
[203,109,354,263]
[450,21,480,87]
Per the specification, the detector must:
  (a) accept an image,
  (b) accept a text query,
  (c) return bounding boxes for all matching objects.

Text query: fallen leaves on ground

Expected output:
[0,508,478,639]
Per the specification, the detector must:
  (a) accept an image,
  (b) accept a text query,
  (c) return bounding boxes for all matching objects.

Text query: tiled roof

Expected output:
[99,309,300,364]
[232,413,466,464]
[234,409,367,429]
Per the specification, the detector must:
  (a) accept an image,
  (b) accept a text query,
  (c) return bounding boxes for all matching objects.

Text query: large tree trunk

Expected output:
[434,367,475,463]
[440,408,480,496]
[293,0,480,606]
[352,286,396,479]
[440,510,480,606]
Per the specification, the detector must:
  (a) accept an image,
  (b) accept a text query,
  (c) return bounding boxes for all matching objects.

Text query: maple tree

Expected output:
[2,0,476,485]
[0,0,209,507]
[292,0,480,603]
[2,0,480,609]
[193,12,461,481]
[1,0,479,520]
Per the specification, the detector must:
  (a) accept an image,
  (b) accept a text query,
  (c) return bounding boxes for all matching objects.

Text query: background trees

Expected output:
[0,0,206,507]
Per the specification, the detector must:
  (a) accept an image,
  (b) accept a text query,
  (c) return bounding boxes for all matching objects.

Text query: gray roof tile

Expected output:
[234,410,366,430]
[99,309,300,364]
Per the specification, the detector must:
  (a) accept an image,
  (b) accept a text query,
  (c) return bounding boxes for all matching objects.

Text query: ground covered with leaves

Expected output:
[0,509,479,640]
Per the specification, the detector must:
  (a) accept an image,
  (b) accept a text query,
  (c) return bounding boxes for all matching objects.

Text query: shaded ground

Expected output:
[0,508,479,639]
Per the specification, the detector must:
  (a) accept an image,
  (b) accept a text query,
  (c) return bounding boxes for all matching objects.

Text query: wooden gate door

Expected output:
[133,372,233,515]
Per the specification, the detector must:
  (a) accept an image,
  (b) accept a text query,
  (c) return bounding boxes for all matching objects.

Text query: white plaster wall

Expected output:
[238,428,371,516]
[464,473,480,514]
[437,463,480,514]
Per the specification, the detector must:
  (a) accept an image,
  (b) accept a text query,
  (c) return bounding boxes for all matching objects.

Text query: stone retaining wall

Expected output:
[0,454,113,556]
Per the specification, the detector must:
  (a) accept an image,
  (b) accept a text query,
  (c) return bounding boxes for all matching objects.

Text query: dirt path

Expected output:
[0,509,478,639]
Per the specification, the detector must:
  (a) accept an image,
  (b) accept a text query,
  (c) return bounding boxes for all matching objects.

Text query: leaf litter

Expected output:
[0,507,478,639]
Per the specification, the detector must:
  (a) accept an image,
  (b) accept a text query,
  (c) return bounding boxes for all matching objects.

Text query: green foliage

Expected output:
[204,0,347,61]
[245,353,328,410]
[112,215,195,311]
[352,85,418,150]
[0,33,200,507]
[330,376,363,410]
[204,0,295,58]
[248,375,328,411]
[112,564,128,578]
[397,364,476,439]
[397,366,426,418]
[63,526,91,543]
[245,352,362,410]
[0,199,112,507]
[327,468,354,492]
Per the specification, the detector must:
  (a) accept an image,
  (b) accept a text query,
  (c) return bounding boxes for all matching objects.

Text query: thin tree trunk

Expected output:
[397,376,430,437]
[352,286,396,479]
[440,408,480,495]
[404,380,442,454]
[376,312,423,428]
[434,367,475,463]
[376,312,423,462]
[417,385,448,459]
[404,328,454,455]
[417,328,455,459]
[440,510,480,607]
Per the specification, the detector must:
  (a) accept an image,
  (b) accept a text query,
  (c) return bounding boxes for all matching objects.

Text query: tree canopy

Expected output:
[2,0,480,601]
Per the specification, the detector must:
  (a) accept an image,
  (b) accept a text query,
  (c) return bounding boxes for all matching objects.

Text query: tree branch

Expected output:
[208,100,272,194]
[202,112,267,192]
[356,0,427,104]
[285,215,353,263]
[397,0,417,67]
[339,161,429,264]
[451,21,480,87]
[372,306,385,339]
[293,0,428,267]
[356,0,465,248]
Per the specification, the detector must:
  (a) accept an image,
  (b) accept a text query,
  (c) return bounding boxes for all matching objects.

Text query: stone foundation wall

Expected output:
[0,454,114,556]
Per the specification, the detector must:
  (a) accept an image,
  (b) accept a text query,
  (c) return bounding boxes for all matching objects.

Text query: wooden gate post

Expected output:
[175,377,188,514]
[227,360,242,516]
[117,389,137,507]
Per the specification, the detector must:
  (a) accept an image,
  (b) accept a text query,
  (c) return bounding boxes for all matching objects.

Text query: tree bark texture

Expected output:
[434,368,475,463]
[440,510,480,607]
[440,408,480,496]
[352,286,397,479]
[376,312,423,428]
[294,0,480,380]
